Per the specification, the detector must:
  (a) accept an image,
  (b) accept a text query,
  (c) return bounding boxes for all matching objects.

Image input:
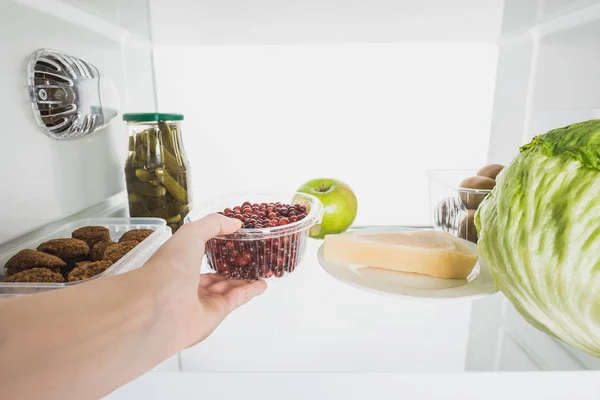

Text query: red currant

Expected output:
[236,255,248,266]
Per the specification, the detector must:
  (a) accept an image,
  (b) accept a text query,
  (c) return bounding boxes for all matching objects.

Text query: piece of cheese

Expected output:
[323,230,478,279]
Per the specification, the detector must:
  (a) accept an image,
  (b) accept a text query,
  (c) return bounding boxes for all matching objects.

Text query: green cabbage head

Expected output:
[475,119,600,357]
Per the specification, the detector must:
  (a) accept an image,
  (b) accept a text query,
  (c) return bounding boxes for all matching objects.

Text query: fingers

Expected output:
[152,214,242,264]
[222,280,268,312]
[178,214,242,243]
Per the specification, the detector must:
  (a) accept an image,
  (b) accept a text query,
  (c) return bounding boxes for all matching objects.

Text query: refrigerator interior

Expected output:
[1,0,600,373]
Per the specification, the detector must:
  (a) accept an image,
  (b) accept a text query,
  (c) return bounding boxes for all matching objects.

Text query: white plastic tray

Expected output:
[0,218,172,298]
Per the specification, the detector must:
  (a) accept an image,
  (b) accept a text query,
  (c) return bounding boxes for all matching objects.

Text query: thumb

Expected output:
[179,213,243,243]
[153,214,242,262]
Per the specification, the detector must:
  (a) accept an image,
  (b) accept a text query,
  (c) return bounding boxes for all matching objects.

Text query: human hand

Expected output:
[145,214,267,347]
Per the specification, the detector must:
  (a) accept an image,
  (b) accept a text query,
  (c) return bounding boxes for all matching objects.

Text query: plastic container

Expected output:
[185,192,323,280]
[0,218,171,298]
[123,113,192,233]
[428,169,494,244]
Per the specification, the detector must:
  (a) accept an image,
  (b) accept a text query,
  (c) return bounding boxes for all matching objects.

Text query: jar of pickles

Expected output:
[123,113,192,232]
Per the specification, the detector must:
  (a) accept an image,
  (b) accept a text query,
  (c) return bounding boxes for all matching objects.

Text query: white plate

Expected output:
[317,227,498,302]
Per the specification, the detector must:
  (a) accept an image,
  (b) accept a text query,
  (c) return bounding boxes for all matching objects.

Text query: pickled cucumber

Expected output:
[130,181,167,197]
[133,142,161,169]
[154,168,188,204]
[128,192,143,204]
[146,201,182,219]
[158,122,177,154]
[166,214,181,224]
[139,131,183,172]
[139,129,159,151]
[140,195,169,210]
[135,169,156,183]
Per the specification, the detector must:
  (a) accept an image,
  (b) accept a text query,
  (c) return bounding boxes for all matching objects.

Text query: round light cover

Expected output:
[27,48,119,140]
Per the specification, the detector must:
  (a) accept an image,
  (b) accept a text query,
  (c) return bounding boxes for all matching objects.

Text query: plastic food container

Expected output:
[184,192,323,280]
[0,218,171,298]
[428,169,493,244]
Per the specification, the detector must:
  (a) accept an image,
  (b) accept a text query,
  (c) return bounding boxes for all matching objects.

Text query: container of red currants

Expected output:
[184,192,323,280]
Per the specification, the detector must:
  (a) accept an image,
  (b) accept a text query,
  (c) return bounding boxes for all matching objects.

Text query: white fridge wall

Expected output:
[153,44,498,227]
[0,0,154,245]
[488,0,600,162]
[149,0,504,45]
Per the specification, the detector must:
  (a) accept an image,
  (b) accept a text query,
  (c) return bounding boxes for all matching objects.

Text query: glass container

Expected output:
[123,113,192,232]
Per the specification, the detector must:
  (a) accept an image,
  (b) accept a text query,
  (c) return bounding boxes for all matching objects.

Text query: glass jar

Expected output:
[123,113,192,233]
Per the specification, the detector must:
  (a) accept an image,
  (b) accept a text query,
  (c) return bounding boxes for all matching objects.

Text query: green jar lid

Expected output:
[122,113,184,122]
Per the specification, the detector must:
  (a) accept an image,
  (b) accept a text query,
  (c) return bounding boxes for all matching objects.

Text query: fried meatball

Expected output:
[119,229,154,243]
[3,268,65,283]
[37,238,90,277]
[37,238,90,260]
[72,226,111,248]
[90,240,116,261]
[68,260,113,282]
[4,249,66,277]
[103,240,139,263]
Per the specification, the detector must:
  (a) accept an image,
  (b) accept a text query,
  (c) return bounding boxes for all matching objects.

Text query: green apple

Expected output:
[297,178,358,239]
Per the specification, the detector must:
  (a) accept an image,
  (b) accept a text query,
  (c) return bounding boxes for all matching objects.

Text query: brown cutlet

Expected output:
[72,226,111,248]
[37,238,90,261]
[90,240,116,261]
[68,260,113,282]
[119,229,154,243]
[37,238,91,278]
[103,241,139,263]
[3,268,65,283]
[4,249,66,277]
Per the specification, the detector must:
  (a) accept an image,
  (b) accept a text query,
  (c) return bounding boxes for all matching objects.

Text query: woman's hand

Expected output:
[145,214,267,347]
[0,213,266,400]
